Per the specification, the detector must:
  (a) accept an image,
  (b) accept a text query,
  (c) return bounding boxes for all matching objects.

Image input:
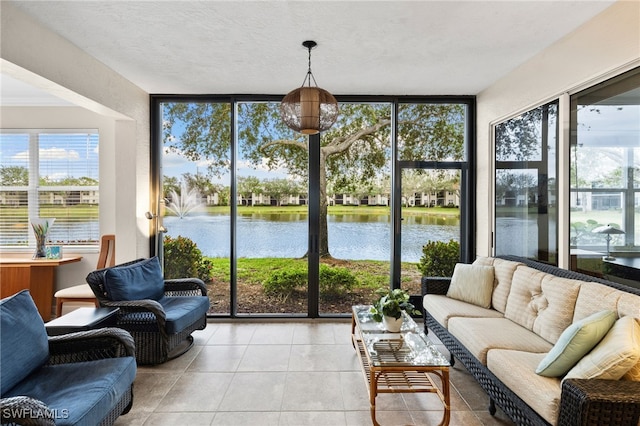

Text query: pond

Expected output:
[164,213,460,262]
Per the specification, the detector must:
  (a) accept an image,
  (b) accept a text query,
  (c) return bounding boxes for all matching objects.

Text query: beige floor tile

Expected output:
[126,372,182,414]
[157,372,234,412]
[212,411,280,425]
[193,323,218,345]
[288,344,359,371]
[292,322,341,344]
[281,371,345,411]
[218,372,287,411]
[143,412,215,425]
[279,411,347,425]
[210,323,257,345]
[249,324,295,345]
[187,345,246,372]
[237,344,291,371]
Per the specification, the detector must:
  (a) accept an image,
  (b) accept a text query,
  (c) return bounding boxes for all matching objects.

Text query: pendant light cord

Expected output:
[302,44,318,88]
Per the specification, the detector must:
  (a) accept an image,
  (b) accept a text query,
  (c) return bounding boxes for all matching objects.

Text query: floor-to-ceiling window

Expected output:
[152,95,474,317]
[570,67,640,286]
[494,101,558,264]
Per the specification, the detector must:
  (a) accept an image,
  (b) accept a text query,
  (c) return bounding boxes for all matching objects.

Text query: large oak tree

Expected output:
[163,101,465,258]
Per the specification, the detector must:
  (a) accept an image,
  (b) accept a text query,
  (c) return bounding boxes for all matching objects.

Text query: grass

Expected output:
[204,256,424,314]
[207,257,419,291]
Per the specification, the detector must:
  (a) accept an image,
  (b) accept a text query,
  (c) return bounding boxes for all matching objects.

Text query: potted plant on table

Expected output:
[370,288,421,332]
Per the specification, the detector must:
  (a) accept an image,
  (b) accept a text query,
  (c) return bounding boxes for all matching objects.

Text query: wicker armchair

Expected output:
[1,290,136,426]
[85,257,209,365]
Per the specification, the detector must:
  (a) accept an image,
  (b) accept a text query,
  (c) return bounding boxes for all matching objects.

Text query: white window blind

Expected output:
[0,130,100,248]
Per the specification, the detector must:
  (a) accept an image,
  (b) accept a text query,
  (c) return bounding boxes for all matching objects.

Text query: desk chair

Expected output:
[54,234,116,316]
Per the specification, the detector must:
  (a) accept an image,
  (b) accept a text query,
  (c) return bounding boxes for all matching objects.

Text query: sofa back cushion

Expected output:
[104,257,164,301]
[473,257,522,313]
[1,290,49,394]
[504,266,581,343]
[573,281,621,322]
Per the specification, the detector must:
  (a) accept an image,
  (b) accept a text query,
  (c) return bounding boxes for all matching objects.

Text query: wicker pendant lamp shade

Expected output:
[280,41,338,135]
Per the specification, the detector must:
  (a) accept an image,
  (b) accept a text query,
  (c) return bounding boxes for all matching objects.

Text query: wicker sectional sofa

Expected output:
[422,255,640,426]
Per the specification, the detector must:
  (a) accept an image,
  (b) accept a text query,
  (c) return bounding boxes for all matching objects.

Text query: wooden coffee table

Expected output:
[351,305,450,426]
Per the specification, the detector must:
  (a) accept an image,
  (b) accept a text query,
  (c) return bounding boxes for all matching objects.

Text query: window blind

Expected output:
[0,130,100,248]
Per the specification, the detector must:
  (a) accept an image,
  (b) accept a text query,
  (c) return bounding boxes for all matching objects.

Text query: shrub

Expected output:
[417,239,460,277]
[263,268,307,300]
[319,264,357,298]
[164,235,213,282]
[262,264,358,300]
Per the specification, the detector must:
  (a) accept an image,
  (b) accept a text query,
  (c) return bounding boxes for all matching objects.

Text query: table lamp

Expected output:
[593,224,625,260]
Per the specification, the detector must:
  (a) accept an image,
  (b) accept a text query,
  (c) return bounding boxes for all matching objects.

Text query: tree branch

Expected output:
[323,119,391,157]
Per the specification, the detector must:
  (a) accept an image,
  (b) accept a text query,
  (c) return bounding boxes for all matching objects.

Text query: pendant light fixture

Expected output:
[280,40,339,135]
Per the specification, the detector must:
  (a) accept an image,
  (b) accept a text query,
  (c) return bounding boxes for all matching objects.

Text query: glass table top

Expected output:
[352,305,449,367]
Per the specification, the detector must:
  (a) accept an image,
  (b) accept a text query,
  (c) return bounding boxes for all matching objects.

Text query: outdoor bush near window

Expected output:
[0,130,100,249]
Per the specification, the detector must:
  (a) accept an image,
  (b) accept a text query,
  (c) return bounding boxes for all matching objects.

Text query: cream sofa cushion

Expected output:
[487,349,561,425]
[504,266,547,330]
[536,310,616,377]
[573,281,621,322]
[504,267,581,344]
[565,315,640,381]
[532,276,582,343]
[623,316,640,381]
[473,257,523,313]
[424,294,503,328]
[448,317,552,365]
[446,263,494,309]
[617,292,640,319]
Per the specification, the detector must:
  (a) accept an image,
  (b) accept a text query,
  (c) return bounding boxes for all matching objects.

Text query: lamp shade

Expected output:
[280,86,338,135]
[593,225,625,235]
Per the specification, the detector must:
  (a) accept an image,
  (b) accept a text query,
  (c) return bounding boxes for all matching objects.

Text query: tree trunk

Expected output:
[318,150,331,258]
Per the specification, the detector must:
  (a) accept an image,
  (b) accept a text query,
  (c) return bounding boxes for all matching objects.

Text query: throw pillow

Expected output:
[564,315,640,381]
[0,290,50,394]
[446,263,495,309]
[104,257,165,301]
[535,310,617,377]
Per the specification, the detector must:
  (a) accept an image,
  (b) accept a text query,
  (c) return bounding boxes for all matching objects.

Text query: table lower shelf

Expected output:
[353,336,450,426]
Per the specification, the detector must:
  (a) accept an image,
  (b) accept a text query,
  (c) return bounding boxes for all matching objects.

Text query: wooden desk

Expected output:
[0,256,82,320]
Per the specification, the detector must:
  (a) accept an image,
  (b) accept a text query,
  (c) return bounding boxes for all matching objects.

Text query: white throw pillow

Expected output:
[446,263,494,309]
[564,315,640,381]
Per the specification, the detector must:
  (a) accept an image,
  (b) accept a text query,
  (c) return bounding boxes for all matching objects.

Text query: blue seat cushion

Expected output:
[4,357,136,426]
[158,296,209,334]
[1,290,49,395]
[104,257,164,301]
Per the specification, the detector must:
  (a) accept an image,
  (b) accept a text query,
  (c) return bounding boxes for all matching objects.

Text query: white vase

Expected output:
[382,315,403,332]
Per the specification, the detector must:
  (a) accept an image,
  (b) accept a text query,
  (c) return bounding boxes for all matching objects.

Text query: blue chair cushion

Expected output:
[1,290,49,394]
[158,296,209,334]
[104,257,164,301]
[4,357,136,426]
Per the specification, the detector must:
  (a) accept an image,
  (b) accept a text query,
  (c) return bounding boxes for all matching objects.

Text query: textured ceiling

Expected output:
[4,0,616,103]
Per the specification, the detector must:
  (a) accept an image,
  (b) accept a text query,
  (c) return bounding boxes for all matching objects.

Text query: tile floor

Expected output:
[114,320,515,426]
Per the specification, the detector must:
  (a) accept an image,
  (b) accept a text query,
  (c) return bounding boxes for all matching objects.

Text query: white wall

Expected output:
[476,0,640,260]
